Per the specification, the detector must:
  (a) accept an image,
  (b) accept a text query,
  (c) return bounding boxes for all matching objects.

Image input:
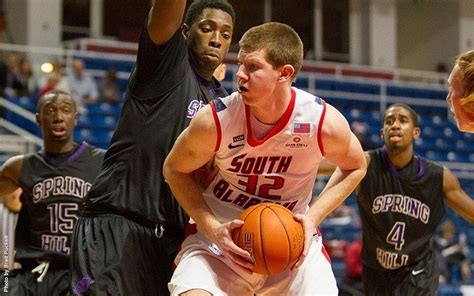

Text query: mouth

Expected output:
[51,126,66,137]
[237,85,248,93]
[203,52,219,62]
[388,132,402,141]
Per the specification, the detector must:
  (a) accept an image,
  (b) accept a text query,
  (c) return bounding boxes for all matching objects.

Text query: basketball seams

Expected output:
[267,205,292,273]
[233,203,303,275]
[237,206,260,245]
[260,205,270,275]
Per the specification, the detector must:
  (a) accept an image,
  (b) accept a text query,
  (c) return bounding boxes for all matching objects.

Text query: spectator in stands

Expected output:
[97,69,121,103]
[39,62,70,98]
[435,219,471,284]
[355,103,474,295]
[15,56,38,97]
[0,52,9,96]
[340,238,364,296]
[0,90,105,295]
[67,58,98,108]
[4,52,22,98]
[447,49,474,133]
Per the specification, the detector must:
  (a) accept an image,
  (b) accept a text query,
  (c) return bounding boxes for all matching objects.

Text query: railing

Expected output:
[0,97,42,148]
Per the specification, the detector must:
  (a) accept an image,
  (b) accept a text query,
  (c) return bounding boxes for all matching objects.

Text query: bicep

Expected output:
[443,167,474,222]
[0,155,23,186]
[321,105,366,171]
[0,155,23,201]
[165,107,217,174]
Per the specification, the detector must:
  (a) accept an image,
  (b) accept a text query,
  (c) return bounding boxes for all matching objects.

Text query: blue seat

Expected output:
[331,260,346,280]
[424,150,448,162]
[447,152,469,163]
[438,284,462,296]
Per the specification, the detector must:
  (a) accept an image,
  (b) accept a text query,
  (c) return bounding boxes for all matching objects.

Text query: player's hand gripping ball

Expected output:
[232,203,304,275]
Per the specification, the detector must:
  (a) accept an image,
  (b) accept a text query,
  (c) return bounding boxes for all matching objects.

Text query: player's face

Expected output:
[447,64,474,133]
[236,48,281,105]
[36,94,77,144]
[381,106,420,149]
[185,8,233,77]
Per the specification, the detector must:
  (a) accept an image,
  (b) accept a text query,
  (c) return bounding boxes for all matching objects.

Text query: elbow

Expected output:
[163,159,173,185]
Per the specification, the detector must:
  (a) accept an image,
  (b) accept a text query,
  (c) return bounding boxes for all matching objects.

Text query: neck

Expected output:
[386,145,414,169]
[44,141,75,154]
[249,86,292,125]
[189,52,215,81]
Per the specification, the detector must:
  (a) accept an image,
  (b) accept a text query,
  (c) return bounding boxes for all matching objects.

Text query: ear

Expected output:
[181,23,190,39]
[413,127,421,140]
[74,112,78,127]
[35,113,41,127]
[379,128,384,140]
[278,65,295,82]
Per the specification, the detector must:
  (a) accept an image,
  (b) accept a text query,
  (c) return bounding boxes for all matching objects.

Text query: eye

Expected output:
[222,32,231,40]
[248,64,258,71]
[201,26,212,33]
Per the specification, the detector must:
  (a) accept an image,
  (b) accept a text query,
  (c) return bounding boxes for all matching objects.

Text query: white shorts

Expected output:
[168,231,338,295]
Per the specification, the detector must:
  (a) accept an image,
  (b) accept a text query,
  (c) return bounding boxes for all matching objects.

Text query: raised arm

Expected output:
[442,166,474,223]
[163,105,252,267]
[0,155,24,212]
[147,0,187,46]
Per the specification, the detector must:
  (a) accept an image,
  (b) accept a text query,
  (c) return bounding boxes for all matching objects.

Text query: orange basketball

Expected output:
[232,203,304,275]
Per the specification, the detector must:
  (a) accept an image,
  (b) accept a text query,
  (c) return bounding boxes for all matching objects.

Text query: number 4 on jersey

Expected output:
[386,221,406,251]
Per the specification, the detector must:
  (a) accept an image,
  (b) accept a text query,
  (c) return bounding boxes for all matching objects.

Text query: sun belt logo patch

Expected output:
[285,136,308,148]
[187,99,205,118]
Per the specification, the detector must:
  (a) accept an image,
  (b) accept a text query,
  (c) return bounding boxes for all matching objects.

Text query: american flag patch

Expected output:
[292,122,311,134]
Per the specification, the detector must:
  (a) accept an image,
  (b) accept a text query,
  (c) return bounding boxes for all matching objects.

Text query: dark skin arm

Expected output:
[147,0,187,46]
[0,155,24,212]
[442,167,474,223]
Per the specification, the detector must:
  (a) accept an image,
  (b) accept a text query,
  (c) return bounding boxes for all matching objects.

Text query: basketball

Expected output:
[232,203,304,275]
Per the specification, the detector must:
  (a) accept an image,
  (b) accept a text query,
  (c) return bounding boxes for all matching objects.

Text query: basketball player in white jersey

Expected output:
[446,49,474,133]
[164,22,367,295]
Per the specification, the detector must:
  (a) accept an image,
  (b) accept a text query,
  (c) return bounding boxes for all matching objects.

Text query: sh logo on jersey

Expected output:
[228,134,245,149]
[285,136,308,149]
[187,99,205,119]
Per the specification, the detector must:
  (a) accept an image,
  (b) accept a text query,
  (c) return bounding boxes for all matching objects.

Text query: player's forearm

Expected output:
[307,167,366,226]
[165,169,220,232]
[148,0,186,46]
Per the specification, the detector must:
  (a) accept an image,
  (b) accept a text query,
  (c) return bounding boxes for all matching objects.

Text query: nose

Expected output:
[209,31,222,48]
[446,93,452,105]
[236,65,247,80]
[53,110,65,122]
[391,119,401,129]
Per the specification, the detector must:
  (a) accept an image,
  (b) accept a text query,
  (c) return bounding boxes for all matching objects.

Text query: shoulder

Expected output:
[212,92,240,111]
[1,154,25,179]
[320,104,351,140]
[293,87,325,106]
[83,144,106,158]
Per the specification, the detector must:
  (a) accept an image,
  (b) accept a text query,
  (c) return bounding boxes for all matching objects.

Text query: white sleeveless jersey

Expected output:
[203,87,326,222]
